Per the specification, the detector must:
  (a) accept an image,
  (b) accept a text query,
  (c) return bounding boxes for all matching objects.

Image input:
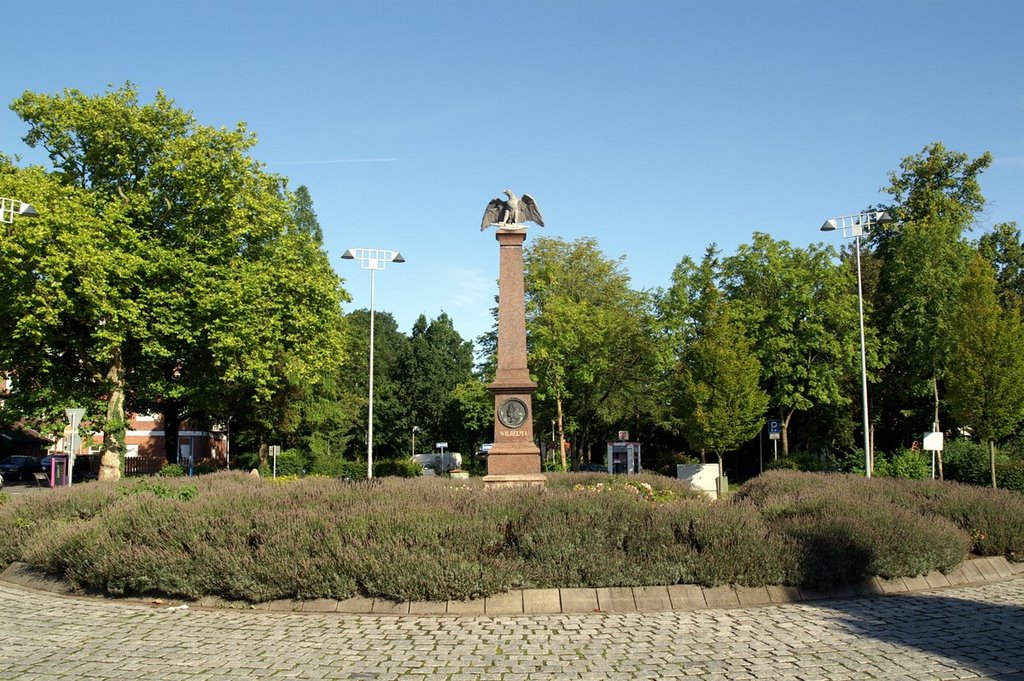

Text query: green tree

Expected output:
[290,185,323,244]
[978,222,1024,308]
[3,85,347,478]
[721,233,865,455]
[871,143,991,438]
[524,237,659,468]
[0,160,140,463]
[448,377,494,471]
[658,244,722,353]
[403,313,474,453]
[672,272,768,470]
[339,309,410,462]
[945,254,1024,488]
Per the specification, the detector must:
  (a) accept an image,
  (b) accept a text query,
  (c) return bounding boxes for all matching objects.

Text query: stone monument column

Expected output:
[484,227,545,487]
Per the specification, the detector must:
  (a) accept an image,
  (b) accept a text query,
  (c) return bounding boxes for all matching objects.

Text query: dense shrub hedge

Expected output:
[766,442,1024,492]
[0,470,1018,603]
[733,472,972,587]
[735,472,1022,567]
[373,459,423,478]
[943,440,1024,492]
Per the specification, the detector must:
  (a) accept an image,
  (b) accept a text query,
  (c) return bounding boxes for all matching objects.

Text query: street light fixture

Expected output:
[1,197,39,223]
[411,425,419,459]
[341,248,406,479]
[820,210,893,478]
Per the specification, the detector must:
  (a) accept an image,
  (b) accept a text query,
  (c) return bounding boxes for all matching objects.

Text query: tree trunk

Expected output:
[937,451,944,481]
[98,351,125,482]
[716,451,726,498]
[933,377,941,433]
[556,394,567,472]
[989,439,997,489]
[781,408,794,456]
[162,400,181,466]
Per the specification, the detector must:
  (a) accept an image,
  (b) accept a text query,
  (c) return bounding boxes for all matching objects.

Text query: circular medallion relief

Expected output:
[497,398,528,429]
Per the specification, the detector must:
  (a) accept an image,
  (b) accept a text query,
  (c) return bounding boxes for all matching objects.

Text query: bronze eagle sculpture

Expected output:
[480,190,544,230]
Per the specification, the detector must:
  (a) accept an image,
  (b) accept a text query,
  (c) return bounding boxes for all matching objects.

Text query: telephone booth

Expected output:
[607,441,641,475]
[49,454,68,488]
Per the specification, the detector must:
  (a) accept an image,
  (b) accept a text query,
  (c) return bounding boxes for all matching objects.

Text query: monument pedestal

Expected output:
[482,473,547,489]
[484,227,545,489]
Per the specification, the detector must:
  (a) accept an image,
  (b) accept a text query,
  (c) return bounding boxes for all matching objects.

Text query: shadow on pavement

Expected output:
[815,585,1024,679]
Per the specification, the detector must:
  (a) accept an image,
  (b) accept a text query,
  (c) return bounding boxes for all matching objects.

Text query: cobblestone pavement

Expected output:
[1,578,1022,680]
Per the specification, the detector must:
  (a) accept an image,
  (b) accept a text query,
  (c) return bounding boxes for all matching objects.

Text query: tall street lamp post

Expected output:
[411,425,418,459]
[341,248,405,479]
[820,210,893,478]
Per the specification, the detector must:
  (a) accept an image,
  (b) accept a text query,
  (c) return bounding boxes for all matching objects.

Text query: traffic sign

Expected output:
[768,419,781,440]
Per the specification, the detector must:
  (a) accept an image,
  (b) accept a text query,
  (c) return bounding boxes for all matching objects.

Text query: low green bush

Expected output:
[765,452,827,473]
[996,458,1024,493]
[1,470,1018,603]
[737,471,1022,567]
[121,477,198,501]
[158,463,186,477]
[943,440,990,486]
[898,480,1024,561]
[0,482,121,566]
[194,462,219,475]
[338,461,368,479]
[765,456,801,471]
[264,448,307,477]
[374,459,422,478]
[940,439,1024,492]
[874,448,931,479]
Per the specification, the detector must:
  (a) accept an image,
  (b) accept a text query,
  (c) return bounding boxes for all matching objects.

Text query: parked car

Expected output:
[0,455,42,482]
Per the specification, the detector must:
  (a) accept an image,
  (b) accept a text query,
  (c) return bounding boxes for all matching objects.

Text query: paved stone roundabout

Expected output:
[1,571,1023,680]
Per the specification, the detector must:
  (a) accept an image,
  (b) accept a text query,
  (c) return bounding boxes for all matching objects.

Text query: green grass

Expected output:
[0,470,1018,603]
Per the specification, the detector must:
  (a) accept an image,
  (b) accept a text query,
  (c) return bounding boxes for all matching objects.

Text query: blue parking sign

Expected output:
[768,419,781,434]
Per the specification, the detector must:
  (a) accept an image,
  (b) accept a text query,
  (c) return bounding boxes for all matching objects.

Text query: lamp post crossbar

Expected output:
[821,210,892,479]
[1,197,39,224]
[343,248,405,271]
[341,247,405,479]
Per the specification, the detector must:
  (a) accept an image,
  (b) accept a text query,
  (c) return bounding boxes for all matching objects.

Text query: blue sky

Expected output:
[4,1,1023,347]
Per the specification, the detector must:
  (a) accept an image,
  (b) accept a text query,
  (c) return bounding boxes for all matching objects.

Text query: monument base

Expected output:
[486,451,541,476]
[483,473,547,490]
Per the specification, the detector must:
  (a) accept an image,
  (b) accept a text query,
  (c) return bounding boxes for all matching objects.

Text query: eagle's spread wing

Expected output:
[481,198,505,230]
[520,194,544,227]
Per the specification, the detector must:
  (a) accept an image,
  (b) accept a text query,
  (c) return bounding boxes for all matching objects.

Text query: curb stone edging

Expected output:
[3,556,1022,617]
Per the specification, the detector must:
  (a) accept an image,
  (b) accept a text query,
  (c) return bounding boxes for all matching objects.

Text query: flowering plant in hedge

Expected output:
[573,478,678,502]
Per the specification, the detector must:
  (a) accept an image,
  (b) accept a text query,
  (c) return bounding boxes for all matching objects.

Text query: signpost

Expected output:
[768,419,781,461]
[65,408,86,486]
[923,431,943,479]
[436,442,448,473]
[269,445,281,478]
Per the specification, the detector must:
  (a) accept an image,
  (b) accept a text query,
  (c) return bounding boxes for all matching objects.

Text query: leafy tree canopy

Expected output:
[524,236,658,466]
[721,233,864,454]
[1,84,347,477]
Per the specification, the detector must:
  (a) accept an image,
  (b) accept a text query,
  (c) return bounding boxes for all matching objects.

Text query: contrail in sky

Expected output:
[275,158,398,165]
